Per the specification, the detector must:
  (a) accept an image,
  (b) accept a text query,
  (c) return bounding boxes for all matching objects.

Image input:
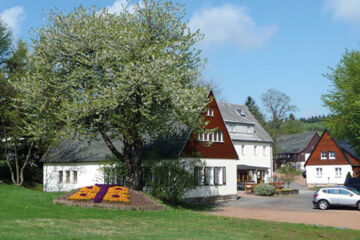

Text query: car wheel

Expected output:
[356,201,360,211]
[318,200,329,210]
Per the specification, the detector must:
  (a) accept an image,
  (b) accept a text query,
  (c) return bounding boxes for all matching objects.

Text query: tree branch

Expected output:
[99,128,124,160]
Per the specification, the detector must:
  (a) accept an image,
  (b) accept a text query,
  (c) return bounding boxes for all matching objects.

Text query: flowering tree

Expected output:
[27,0,209,189]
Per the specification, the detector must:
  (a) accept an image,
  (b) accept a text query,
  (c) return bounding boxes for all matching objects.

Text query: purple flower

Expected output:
[112,195,120,198]
[80,193,87,197]
[93,184,118,203]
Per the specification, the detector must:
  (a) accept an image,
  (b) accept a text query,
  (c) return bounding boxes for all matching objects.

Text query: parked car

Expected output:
[313,186,360,210]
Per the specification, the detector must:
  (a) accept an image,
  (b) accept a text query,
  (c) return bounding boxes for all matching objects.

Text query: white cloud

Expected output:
[107,0,127,15]
[189,5,277,50]
[324,0,360,25]
[106,0,141,15]
[0,6,25,37]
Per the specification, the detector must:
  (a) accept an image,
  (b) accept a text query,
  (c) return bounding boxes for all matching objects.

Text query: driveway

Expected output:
[207,191,360,230]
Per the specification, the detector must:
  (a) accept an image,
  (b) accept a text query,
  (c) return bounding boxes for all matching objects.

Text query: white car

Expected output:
[313,186,360,210]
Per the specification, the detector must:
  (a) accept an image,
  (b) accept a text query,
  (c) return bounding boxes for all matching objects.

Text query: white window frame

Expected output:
[207,109,214,117]
[329,151,336,160]
[65,170,70,183]
[58,171,63,183]
[320,152,327,160]
[73,171,78,183]
[204,167,213,185]
[316,168,323,177]
[335,167,342,178]
[263,146,266,156]
[219,131,224,142]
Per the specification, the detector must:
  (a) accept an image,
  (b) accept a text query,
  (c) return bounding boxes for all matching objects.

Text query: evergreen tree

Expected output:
[244,96,266,126]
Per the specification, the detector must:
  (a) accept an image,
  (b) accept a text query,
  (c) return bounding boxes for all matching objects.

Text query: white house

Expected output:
[305,130,360,186]
[42,91,239,202]
[217,102,274,184]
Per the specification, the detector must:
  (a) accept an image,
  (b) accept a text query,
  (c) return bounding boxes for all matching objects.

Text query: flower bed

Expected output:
[54,187,165,211]
[67,184,130,204]
[274,189,299,196]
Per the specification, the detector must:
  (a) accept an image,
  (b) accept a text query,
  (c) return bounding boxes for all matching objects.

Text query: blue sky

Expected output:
[1,0,360,119]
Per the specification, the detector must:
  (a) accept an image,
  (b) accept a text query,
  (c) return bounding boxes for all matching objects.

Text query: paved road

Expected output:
[206,191,360,230]
[219,190,315,212]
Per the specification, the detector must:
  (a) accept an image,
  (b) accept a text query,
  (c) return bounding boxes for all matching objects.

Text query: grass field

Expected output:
[0,184,359,240]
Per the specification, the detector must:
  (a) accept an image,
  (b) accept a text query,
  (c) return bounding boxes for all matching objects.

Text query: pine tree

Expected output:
[244,96,266,126]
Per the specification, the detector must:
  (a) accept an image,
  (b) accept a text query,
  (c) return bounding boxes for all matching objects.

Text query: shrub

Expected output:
[146,159,203,204]
[254,184,275,196]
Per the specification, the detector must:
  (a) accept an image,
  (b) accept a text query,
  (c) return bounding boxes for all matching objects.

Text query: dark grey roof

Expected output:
[41,131,190,163]
[41,135,123,163]
[277,131,317,153]
[336,140,360,162]
[217,102,273,143]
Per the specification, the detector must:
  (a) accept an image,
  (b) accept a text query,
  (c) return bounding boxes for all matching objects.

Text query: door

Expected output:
[337,189,358,206]
[326,189,341,205]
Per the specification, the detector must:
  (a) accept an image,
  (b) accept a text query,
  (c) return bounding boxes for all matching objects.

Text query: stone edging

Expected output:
[274,189,299,196]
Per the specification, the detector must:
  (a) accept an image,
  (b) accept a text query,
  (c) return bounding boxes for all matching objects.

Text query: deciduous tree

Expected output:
[28,1,209,189]
[261,89,296,142]
[322,47,360,155]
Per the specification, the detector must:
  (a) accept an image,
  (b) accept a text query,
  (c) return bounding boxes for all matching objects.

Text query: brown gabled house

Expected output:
[305,129,360,186]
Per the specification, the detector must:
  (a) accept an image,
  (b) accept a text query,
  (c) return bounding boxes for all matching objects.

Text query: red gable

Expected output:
[182,91,238,159]
[305,130,350,166]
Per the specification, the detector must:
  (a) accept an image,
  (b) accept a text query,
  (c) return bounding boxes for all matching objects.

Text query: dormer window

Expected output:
[207,109,214,117]
[236,109,246,117]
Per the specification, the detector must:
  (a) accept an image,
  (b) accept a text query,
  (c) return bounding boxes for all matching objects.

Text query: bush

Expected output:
[146,159,203,204]
[254,184,275,196]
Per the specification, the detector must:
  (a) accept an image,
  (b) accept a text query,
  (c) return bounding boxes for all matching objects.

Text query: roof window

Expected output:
[236,109,246,117]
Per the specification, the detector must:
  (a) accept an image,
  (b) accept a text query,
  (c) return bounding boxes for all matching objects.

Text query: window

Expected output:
[335,167,342,177]
[194,167,204,185]
[320,152,327,159]
[58,171,63,183]
[263,146,266,156]
[66,171,70,183]
[73,171,78,183]
[214,167,221,185]
[236,109,246,117]
[222,167,226,185]
[327,189,337,194]
[339,189,351,195]
[241,145,245,155]
[204,167,213,185]
[207,109,214,117]
[196,167,226,186]
[197,130,223,142]
[316,168,323,177]
[254,146,257,156]
[329,151,336,160]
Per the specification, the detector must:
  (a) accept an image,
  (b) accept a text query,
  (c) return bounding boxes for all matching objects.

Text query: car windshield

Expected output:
[348,188,360,195]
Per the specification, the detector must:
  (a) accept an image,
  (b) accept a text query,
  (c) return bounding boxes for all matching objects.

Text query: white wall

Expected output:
[233,141,273,179]
[306,165,353,185]
[43,162,105,192]
[184,158,237,198]
[44,159,238,199]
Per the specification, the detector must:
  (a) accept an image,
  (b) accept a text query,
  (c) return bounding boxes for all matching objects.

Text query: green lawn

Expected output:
[0,184,359,240]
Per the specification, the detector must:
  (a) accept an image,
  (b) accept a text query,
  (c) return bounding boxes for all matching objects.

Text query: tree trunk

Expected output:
[130,138,143,190]
[19,142,34,186]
